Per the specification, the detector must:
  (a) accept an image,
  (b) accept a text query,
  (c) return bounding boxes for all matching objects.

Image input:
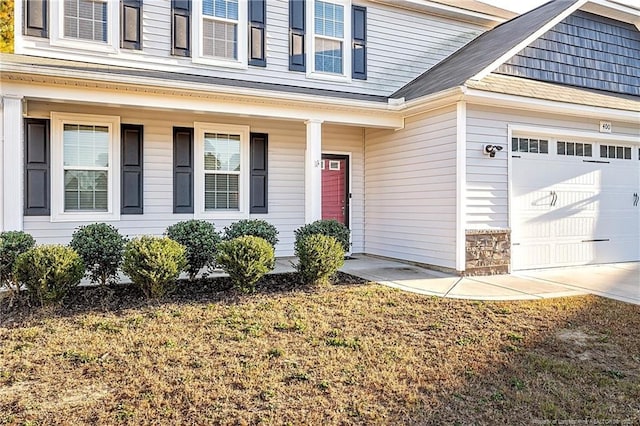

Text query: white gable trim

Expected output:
[470,0,588,82]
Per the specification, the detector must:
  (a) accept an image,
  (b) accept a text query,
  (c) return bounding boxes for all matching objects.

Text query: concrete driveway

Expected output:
[340,256,640,305]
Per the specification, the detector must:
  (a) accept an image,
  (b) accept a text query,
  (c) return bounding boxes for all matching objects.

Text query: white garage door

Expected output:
[511,137,640,270]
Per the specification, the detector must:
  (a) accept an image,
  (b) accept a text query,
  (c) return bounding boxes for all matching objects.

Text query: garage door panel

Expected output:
[511,139,639,270]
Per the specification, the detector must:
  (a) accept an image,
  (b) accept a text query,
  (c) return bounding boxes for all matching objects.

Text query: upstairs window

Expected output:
[50,0,118,52]
[63,0,108,42]
[193,0,247,67]
[202,0,238,59]
[314,1,344,74]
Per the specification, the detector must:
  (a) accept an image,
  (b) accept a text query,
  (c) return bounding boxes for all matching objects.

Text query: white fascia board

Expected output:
[368,0,511,25]
[470,0,588,82]
[388,87,465,117]
[583,0,640,29]
[463,88,640,124]
[2,79,403,129]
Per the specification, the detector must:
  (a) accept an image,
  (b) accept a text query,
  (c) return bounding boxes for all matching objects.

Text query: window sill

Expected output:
[306,71,351,83]
[194,211,249,221]
[50,38,118,54]
[192,56,248,69]
[50,212,121,223]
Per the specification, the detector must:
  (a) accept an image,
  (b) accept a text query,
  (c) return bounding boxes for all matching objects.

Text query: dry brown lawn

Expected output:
[1,275,639,425]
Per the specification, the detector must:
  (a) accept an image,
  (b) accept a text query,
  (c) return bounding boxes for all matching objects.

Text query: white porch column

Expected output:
[2,95,24,231]
[304,119,323,224]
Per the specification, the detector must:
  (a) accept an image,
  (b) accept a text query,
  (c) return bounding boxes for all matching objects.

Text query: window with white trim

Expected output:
[600,144,631,160]
[195,123,249,218]
[50,0,118,51]
[557,141,592,157]
[308,0,351,80]
[194,0,247,67]
[51,113,120,222]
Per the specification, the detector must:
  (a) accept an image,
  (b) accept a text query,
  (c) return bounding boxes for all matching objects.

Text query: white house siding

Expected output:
[22,103,364,257]
[465,104,640,229]
[364,106,458,269]
[16,1,485,97]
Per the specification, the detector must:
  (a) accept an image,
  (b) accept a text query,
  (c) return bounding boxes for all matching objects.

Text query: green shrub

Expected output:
[69,223,127,286]
[122,236,187,298]
[0,231,36,292]
[13,245,85,306]
[223,219,279,248]
[294,220,350,253]
[217,236,275,293]
[166,220,220,280]
[294,234,344,286]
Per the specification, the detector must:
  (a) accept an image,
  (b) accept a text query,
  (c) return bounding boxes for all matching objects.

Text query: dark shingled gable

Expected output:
[391,0,580,101]
[496,10,640,96]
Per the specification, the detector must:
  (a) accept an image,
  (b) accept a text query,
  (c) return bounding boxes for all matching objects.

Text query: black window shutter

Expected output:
[121,124,144,214]
[171,0,191,57]
[24,0,48,38]
[24,118,50,216]
[121,0,142,50]
[173,127,194,213]
[289,0,305,71]
[250,133,268,214]
[249,0,266,67]
[352,5,366,80]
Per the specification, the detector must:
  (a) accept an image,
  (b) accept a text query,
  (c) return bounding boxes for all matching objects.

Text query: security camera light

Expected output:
[483,144,503,158]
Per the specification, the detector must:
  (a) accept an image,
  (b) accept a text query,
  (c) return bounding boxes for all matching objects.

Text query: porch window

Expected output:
[63,124,109,211]
[204,133,240,210]
[195,123,249,218]
[63,0,108,42]
[51,113,120,222]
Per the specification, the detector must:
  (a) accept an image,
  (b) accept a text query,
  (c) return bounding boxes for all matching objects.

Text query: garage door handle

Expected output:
[634,193,639,207]
[550,191,558,207]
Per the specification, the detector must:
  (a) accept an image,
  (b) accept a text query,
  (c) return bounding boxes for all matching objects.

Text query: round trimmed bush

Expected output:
[70,223,127,286]
[294,234,345,286]
[13,245,85,306]
[166,220,221,281]
[217,236,275,293]
[0,231,36,292]
[223,219,279,248]
[294,219,350,253]
[122,236,187,298]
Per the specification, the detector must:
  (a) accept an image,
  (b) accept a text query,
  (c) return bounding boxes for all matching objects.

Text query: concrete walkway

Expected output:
[338,255,640,305]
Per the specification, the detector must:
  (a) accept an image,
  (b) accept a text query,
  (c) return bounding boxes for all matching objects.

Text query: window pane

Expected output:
[203,20,237,59]
[576,143,583,156]
[519,138,528,152]
[204,0,238,20]
[512,138,518,152]
[529,139,539,153]
[205,174,239,210]
[204,133,240,172]
[567,142,575,156]
[624,147,631,160]
[600,145,608,158]
[315,38,342,74]
[64,124,109,167]
[616,146,624,159]
[539,140,548,154]
[584,144,592,157]
[557,141,565,155]
[64,170,108,211]
[64,0,108,42]
[315,0,344,38]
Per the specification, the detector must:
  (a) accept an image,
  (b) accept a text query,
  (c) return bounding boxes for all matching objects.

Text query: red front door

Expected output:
[321,155,349,226]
